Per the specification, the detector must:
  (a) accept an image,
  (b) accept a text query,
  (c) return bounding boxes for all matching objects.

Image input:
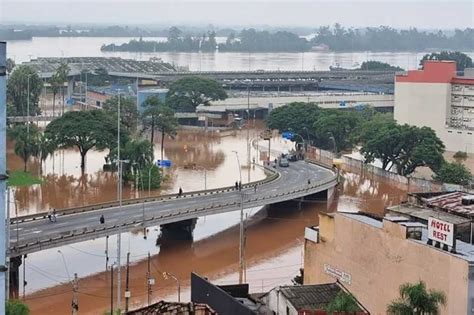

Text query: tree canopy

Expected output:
[7,65,43,116]
[103,95,139,133]
[433,162,472,185]
[166,77,227,112]
[359,61,404,71]
[8,124,40,172]
[6,300,30,315]
[141,96,178,160]
[360,123,445,176]
[325,291,361,314]
[420,51,473,71]
[45,110,118,171]
[387,281,446,315]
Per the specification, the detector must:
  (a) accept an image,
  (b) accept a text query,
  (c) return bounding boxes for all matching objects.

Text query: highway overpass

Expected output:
[9,160,337,257]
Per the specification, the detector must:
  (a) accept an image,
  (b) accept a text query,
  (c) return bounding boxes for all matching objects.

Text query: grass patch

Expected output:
[7,171,43,187]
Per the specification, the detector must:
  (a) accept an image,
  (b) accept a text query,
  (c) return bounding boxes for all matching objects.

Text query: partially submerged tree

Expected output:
[45,110,117,172]
[387,281,446,315]
[166,77,227,112]
[141,96,178,160]
[103,95,139,133]
[8,124,40,172]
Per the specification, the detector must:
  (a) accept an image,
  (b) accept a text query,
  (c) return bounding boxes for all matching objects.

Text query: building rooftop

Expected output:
[409,191,474,219]
[339,212,383,229]
[387,203,472,225]
[22,57,176,78]
[279,283,342,311]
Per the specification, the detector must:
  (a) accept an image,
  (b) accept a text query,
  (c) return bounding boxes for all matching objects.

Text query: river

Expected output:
[7,36,474,71]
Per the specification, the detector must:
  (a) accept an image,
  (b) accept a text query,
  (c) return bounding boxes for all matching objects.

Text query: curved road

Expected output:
[9,161,337,256]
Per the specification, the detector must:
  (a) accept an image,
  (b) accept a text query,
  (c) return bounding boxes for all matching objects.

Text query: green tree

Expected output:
[313,109,361,153]
[359,60,404,71]
[54,62,70,114]
[387,281,446,315]
[141,96,178,160]
[6,58,15,75]
[7,65,43,116]
[420,51,473,71]
[360,124,445,176]
[325,291,361,314]
[49,73,62,116]
[87,67,110,87]
[166,77,227,112]
[36,133,55,175]
[6,300,30,315]
[103,95,139,133]
[108,138,155,183]
[137,164,161,190]
[8,124,40,172]
[433,162,472,185]
[45,110,117,172]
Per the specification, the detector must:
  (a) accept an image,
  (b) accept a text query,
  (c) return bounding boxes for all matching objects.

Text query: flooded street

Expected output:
[5,122,410,314]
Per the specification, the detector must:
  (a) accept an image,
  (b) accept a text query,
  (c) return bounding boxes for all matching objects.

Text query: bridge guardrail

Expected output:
[9,169,337,256]
[10,163,280,225]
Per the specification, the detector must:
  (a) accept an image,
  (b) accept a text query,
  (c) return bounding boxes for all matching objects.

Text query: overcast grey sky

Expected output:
[1,0,473,29]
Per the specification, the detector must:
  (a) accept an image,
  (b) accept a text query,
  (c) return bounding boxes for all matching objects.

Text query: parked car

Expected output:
[288,154,297,162]
[279,158,290,167]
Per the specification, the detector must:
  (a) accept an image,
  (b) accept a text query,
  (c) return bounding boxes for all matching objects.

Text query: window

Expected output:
[286,306,290,315]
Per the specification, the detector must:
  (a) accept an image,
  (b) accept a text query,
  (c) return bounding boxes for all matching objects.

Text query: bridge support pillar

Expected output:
[158,219,197,243]
[9,256,21,299]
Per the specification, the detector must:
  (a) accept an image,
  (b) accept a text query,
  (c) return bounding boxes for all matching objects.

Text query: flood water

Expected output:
[5,122,409,314]
[7,36,474,71]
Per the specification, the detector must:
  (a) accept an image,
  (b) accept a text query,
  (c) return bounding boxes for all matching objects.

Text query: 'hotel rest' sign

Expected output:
[428,217,454,247]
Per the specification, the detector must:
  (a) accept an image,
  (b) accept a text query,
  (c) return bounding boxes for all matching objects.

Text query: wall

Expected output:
[394,81,451,132]
[304,213,470,315]
[264,288,299,315]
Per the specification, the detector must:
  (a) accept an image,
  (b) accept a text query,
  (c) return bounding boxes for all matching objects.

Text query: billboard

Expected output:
[428,217,454,247]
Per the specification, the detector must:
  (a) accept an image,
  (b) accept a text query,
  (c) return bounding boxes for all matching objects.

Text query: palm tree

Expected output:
[49,73,61,116]
[36,134,55,175]
[54,62,70,115]
[8,124,40,172]
[387,281,446,315]
[141,96,178,161]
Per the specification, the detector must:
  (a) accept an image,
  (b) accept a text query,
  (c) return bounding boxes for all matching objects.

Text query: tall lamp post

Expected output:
[232,150,244,284]
[0,41,8,313]
[163,272,181,302]
[27,74,31,136]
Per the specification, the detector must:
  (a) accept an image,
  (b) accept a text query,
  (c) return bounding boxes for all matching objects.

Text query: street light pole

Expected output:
[27,74,30,136]
[116,92,122,311]
[232,151,244,284]
[163,272,180,302]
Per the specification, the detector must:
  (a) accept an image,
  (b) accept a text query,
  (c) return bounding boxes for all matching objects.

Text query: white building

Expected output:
[394,61,474,153]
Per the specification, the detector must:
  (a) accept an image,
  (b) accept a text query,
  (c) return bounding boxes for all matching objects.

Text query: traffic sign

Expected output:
[156,160,172,168]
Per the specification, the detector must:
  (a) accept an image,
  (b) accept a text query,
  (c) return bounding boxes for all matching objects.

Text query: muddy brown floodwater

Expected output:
[7,125,408,314]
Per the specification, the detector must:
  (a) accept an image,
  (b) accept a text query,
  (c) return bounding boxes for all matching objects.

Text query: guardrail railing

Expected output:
[11,163,280,224]
[9,170,338,256]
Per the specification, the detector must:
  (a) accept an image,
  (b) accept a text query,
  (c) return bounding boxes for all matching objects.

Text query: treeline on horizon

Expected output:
[100,25,474,53]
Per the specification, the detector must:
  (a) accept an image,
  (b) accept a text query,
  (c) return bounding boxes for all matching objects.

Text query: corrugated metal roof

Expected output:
[279,283,341,310]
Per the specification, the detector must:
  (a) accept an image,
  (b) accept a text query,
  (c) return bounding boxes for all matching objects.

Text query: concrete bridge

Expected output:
[8,160,337,257]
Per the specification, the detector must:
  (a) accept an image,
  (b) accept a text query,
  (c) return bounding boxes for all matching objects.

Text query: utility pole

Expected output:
[72,273,78,315]
[125,252,130,313]
[232,151,244,284]
[105,235,109,272]
[22,254,26,300]
[5,188,10,301]
[110,265,114,315]
[147,252,151,305]
[117,93,122,311]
